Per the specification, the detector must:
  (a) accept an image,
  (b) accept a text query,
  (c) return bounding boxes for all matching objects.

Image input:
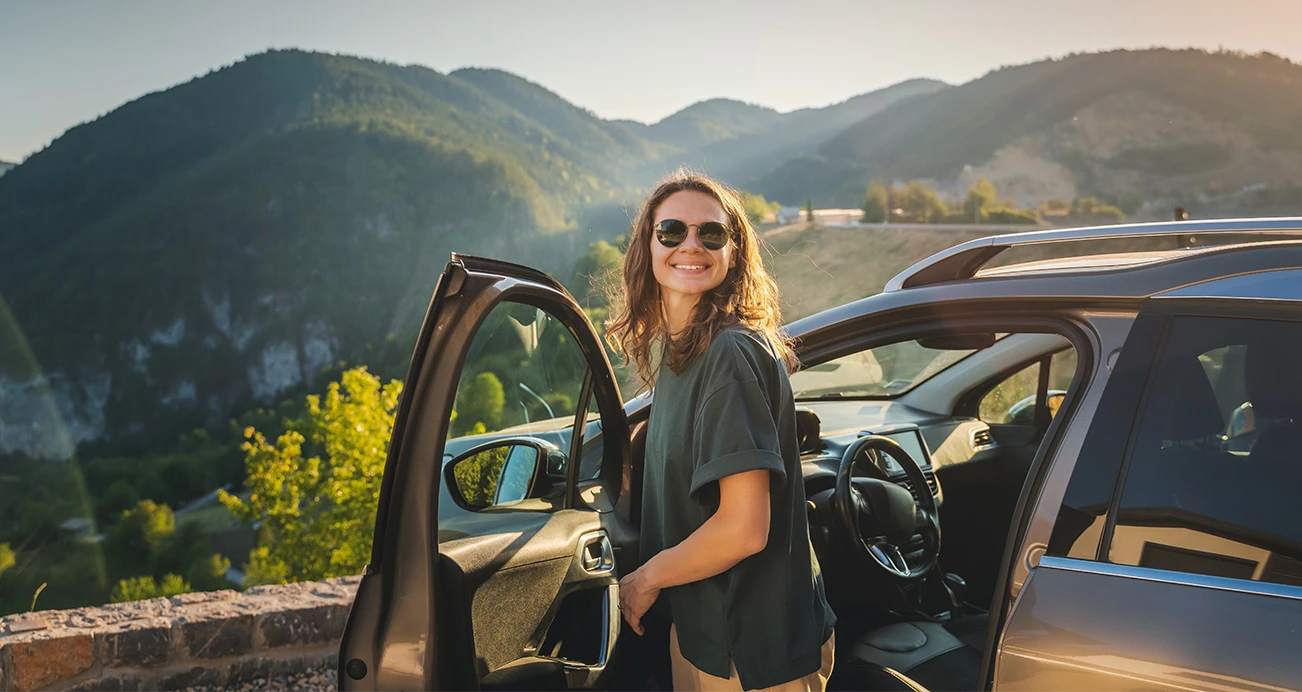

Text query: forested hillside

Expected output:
[752,49,1302,210]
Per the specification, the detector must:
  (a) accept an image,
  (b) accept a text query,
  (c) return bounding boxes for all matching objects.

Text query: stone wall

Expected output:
[0,577,359,691]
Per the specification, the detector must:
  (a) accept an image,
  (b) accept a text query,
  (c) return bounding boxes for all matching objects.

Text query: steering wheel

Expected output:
[830,435,941,579]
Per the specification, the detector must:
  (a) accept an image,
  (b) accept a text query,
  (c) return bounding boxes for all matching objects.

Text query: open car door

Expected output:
[339,255,634,691]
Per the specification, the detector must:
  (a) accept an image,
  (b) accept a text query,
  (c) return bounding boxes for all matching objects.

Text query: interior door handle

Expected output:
[580,533,614,574]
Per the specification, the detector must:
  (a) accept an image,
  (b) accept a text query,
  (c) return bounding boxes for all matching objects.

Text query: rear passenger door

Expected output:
[995,298,1302,690]
[339,256,635,691]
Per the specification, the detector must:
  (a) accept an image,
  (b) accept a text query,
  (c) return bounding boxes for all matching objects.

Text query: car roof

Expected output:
[1154,267,1302,303]
[885,216,1302,291]
[787,233,1302,340]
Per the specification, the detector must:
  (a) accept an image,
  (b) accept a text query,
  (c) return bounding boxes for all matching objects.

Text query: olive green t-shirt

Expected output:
[640,325,836,690]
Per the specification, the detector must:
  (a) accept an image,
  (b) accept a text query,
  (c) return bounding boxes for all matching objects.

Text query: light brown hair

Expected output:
[604,169,796,393]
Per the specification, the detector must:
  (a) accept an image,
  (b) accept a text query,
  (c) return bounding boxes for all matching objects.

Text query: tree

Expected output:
[964,178,998,222]
[1041,198,1071,215]
[804,198,815,223]
[111,574,190,603]
[861,182,889,223]
[739,191,780,226]
[186,553,232,592]
[221,366,403,584]
[454,371,505,435]
[105,499,177,579]
[569,240,624,307]
[897,181,948,223]
[1071,197,1126,224]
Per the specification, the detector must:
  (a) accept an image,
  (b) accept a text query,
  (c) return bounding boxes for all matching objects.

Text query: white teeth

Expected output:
[675,265,706,270]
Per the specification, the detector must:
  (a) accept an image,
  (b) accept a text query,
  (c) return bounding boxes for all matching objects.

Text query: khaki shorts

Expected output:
[669,624,835,692]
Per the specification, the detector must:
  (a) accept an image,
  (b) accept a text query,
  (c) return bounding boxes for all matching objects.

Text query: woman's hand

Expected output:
[618,565,661,636]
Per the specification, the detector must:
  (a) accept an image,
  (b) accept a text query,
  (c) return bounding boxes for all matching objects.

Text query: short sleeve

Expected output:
[688,335,788,502]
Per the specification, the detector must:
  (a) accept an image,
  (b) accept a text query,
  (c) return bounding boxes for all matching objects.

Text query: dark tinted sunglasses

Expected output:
[653,219,734,251]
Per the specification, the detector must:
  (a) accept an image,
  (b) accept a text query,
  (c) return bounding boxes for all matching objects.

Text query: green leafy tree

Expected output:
[220,366,403,584]
[898,181,949,223]
[454,371,505,435]
[111,574,191,603]
[0,543,14,577]
[1041,198,1071,215]
[569,240,624,307]
[739,191,780,226]
[861,182,889,223]
[964,178,998,222]
[104,499,176,579]
[186,553,232,592]
[1070,197,1126,223]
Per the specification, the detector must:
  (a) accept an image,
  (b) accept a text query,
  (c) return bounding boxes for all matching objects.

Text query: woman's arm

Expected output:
[618,469,771,635]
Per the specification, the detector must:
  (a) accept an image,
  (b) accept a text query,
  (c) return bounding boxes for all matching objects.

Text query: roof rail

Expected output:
[884,217,1302,291]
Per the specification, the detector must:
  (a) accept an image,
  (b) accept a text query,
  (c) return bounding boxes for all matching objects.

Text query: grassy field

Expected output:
[760,223,1003,322]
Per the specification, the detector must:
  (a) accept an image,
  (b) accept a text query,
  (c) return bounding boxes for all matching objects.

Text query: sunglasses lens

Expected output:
[698,222,731,250]
[655,219,688,247]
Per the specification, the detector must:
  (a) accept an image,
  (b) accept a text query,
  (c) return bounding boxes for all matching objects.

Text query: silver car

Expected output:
[340,218,1302,691]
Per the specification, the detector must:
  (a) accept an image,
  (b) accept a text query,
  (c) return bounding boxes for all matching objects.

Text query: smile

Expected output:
[672,263,711,272]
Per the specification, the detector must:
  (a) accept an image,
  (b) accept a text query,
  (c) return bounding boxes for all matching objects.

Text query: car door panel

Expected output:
[437,509,616,688]
[340,255,631,691]
[997,558,1302,690]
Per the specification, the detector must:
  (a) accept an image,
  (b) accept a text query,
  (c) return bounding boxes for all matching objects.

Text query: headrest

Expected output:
[1247,341,1302,420]
[1149,356,1224,441]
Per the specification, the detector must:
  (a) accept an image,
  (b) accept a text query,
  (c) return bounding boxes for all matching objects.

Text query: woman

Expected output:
[607,170,836,691]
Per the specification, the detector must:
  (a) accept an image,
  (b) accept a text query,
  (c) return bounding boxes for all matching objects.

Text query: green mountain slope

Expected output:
[753,49,1302,210]
[689,79,948,184]
[0,50,634,456]
[639,98,784,150]
[449,67,666,177]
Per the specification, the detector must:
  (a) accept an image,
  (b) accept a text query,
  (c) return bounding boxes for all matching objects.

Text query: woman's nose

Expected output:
[677,227,706,252]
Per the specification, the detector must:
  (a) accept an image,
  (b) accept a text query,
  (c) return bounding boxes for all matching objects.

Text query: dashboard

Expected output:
[795,399,1002,505]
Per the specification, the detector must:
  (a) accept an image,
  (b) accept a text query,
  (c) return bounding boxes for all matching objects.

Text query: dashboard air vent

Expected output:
[971,426,994,450]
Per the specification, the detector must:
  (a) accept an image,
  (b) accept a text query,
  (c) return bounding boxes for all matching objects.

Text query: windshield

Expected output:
[791,339,980,399]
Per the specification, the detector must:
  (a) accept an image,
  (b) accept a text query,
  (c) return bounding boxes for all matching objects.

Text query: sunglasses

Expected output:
[653,219,734,251]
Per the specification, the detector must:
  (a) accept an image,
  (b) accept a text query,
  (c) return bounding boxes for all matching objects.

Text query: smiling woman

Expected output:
[605,170,836,691]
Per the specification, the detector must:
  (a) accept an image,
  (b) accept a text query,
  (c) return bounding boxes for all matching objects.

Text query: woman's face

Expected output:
[649,190,737,305]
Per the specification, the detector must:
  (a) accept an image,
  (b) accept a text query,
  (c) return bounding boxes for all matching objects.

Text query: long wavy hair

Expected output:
[604,169,796,394]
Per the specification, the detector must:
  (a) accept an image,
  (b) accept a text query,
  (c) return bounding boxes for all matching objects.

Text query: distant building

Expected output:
[58,517,101,543]
[812,208,866,225]
[776,206,803,224]
[775,207,865,226]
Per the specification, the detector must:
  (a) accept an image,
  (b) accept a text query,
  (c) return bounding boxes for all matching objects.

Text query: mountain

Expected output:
[0,161,14,177]
[448,67,666,174]
[0,49,640,458]
[752,49,1302,211]
[685,79,948,184]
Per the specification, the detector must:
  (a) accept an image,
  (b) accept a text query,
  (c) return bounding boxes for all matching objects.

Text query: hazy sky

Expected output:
[4,0,1302,162]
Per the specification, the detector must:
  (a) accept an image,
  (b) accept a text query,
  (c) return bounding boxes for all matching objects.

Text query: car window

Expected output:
[445,299,593,508]
[978,349,1076,425]
[791,339,979,399]
[1108,315,1302,586]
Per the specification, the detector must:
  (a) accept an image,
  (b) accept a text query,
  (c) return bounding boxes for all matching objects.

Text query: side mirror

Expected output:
[445,438,565,510]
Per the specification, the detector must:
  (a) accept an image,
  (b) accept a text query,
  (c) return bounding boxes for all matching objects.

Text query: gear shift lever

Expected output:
[942,572,968,614]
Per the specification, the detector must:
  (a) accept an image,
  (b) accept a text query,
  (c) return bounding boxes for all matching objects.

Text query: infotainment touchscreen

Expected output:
[879,430,929,475]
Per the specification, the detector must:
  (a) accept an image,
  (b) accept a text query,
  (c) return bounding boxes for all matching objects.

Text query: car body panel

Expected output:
[997,557,1302,691]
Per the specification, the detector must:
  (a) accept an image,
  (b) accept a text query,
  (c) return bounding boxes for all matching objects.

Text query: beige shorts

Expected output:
[668,624,835,692]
